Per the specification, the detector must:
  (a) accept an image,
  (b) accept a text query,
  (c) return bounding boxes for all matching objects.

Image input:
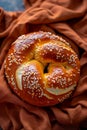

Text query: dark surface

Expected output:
[0,0,24,11]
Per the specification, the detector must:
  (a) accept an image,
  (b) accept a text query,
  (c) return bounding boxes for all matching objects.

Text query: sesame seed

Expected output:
[5,31,80,105]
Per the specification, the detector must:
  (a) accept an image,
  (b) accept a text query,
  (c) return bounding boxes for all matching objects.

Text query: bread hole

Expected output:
[64,65,69,70]
[44,63,49,73]
[63,63,72,71]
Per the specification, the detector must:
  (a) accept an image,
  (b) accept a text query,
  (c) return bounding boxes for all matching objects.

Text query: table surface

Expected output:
[0,0,24,11]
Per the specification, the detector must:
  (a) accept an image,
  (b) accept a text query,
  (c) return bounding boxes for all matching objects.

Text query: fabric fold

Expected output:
[0,0,87,130]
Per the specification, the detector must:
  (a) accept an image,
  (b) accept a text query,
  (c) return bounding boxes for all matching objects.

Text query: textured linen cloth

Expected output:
[0,0,87,130]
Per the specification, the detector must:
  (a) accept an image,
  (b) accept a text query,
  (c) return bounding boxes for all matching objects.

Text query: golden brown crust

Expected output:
[4,31,80,106]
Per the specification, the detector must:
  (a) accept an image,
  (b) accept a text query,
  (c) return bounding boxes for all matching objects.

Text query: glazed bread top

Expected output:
[4,31,80,106]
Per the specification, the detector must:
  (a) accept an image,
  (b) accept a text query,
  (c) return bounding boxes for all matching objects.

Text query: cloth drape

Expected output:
[0,0,87,130]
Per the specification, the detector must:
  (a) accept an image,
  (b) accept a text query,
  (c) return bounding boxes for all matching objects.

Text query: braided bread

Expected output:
[4,31,80,106]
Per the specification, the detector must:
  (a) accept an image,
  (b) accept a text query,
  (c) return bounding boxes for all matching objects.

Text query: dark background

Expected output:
[0,0,24,11]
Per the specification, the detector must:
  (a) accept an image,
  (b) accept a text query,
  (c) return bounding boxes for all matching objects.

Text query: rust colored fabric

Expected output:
[0,0,87,130]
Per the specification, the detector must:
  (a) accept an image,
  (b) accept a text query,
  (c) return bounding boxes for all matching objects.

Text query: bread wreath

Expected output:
[4,31,80,106]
